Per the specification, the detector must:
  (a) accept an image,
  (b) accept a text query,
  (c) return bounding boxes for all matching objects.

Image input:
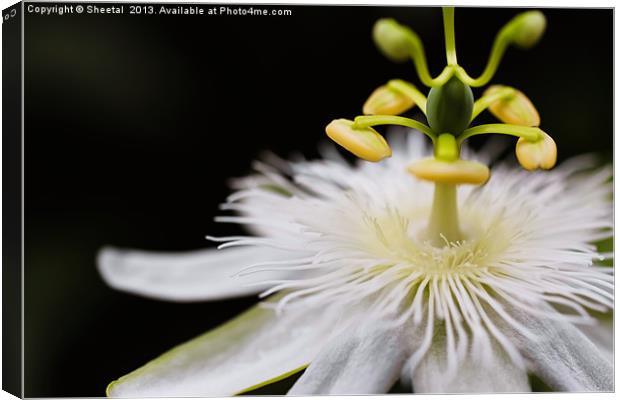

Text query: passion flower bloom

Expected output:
[98,134,613,396]
[97,7,613,396]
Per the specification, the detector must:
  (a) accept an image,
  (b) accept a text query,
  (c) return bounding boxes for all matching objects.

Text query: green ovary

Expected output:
[426,76,473,136]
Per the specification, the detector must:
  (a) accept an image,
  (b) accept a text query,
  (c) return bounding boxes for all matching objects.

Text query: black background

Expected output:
[22,3,612,396]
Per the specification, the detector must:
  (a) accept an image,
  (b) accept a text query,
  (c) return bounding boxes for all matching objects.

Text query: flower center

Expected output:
[365,200,509,277]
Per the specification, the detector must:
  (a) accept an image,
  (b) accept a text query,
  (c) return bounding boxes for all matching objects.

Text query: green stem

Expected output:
[353,115,437,142]
[470,87,516,122]
[431,66,456,87]
[402,32,455,87]
[443,7,458,65]
[387,79,428,114]
[426,183,462,246]
[403,29,436,87]
[453,22,514,87]
[457,123,543,145]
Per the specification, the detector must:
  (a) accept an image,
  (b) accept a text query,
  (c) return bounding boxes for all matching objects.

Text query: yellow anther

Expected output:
[363,85,416,116]
[325,119,392,162]
[484,85,540,127]
[510,11,546,49]
[515,131,557,170]
[407,158,490,185]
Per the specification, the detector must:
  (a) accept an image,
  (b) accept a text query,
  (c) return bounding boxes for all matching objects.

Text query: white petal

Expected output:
[504,307,613,392]
[577,317,613,362]
[97,246,300,302]
[107,300,348,397]
[288,320,415,395]
[412,330,530,393]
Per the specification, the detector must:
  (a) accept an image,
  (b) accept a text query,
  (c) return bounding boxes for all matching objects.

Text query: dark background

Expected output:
[22,3,612,396]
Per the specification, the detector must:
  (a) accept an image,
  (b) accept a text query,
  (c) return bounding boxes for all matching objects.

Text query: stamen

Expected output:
[386,79,428,113]
[483,85,541,127]
[363,84,416,116]
[515,131,557,170]
[325,119,392,162]
[352,115,436,141]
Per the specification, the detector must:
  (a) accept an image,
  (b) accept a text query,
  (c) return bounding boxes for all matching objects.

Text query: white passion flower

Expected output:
[98,133,613,396]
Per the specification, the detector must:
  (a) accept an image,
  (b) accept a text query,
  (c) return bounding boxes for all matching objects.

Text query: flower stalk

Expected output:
[426,183,462,245]
[426,133,462,245]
